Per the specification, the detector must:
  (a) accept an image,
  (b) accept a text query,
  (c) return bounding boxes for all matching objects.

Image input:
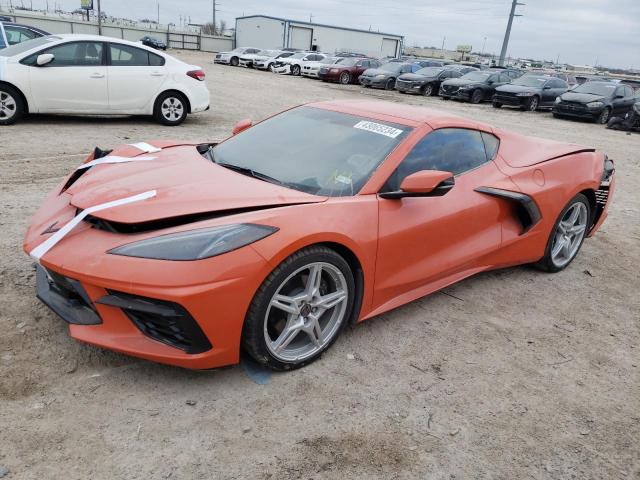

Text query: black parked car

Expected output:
[439,70,513,103]
[140,35,166,50]
[553,81,637,124]
[395,65,476,96]
[359,62,421,90]
[493,74,568,111]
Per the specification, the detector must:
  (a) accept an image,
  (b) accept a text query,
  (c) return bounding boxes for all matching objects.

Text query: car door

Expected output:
[107,42,167,113]
[374,128,505,309]
[26,41,108,113]
[611,86,629,115]
[548,78,568,106]
[621,86,636,113]
[354,59,369,77]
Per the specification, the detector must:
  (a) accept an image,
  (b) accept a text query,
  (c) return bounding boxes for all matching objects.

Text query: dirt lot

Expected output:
[1,49,638,480]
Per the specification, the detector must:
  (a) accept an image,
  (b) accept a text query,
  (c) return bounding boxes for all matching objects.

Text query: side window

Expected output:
[614,86,625,97]
[4,26,39,45]
[385,129,489,191]
[110,43,152,66]
[149,52,165,66]
[32,42,103,66]
[499,73,511,83]
[624,86,634,97]
[488,74,499,83]
[480,132,500,160]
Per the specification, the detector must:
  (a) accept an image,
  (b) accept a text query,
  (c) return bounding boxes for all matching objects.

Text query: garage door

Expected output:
[381,38,399,58]
[290,26,313,50]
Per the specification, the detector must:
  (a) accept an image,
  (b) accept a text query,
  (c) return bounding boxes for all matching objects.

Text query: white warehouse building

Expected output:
[235,15,404,58]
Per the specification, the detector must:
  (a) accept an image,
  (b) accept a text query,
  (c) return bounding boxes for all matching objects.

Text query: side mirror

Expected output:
[36,53,54,66]
[543,85,551,90]
[380,170,455,199]
[615,94,624,99]
[232,118,252,135]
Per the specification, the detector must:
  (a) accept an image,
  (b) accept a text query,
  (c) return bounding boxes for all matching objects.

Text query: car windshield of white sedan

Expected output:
[0,35,60,57]
[211,107,412,196]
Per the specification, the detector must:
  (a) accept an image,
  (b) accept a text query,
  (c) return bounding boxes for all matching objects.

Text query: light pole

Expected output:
[97,0,102,35]
[498,0,524,66]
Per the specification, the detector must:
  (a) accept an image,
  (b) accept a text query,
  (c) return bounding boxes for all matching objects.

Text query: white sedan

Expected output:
[0,34,210,125]
[302,57,340,78]
[272,52,329,76]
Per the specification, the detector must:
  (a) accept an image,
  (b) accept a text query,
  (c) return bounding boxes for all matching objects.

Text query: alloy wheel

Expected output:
[0,91,17,121]
[161,97,184,122]
[528,96,539,111]
[263,262,349,362]
[339,72,351,84]
[423,84,433,96]
[550,202,588,268]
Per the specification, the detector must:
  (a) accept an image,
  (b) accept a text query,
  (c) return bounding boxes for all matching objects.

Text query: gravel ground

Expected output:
[0,50,638,480]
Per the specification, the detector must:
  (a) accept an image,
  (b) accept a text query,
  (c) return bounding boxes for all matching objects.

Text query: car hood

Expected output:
[64,143,326,224]
[496,84,541,94]
[362,68,394,77]
[442,78,484,87]
[559,92,606,103]
[398,73,437,82]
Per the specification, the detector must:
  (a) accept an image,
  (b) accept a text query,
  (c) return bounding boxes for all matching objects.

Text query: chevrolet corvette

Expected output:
[23,100,615,371]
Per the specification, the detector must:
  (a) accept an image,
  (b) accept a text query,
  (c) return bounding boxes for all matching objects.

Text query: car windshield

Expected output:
[0,35,60,57]
[572,82,617,96]
[416,67,444,76]
[461,71,492,81]
[212,107,411,196]
[512,75,549,87]
[379,62,403,72]
[336,58,359,67]
[290,53,306,59]
[259,50,277,56]
[321,57,339,64]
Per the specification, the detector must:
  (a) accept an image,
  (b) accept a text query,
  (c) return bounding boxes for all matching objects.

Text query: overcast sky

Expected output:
[7,0,640,68]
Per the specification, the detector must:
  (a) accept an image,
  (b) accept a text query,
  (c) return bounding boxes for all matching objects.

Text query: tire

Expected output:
[535,193,591,273]
[230,56,239,66]
[525,96,539,112]
[552,112,562,118]
[242,245,356,370]
[441,96,450,100]
[492,101,502,108]
[292,64,301,76]
[267,63,274,72]
[339,72,351,85]
[470,89,483,104]
[398,90,407,94]
[385,78,395,90]
[0,84,25,125]
[423,83,434,96]
[154,91,188,126]
[596,107,611,125]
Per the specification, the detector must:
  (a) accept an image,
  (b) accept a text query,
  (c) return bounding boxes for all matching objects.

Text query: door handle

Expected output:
[150,72,164,77]
[90,73,105,79]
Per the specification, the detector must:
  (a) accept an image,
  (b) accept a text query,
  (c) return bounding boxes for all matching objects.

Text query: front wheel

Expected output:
[525,96,539,111]
[385,78,395,90]
[535,193,591,272]
[154,92,188,126]
[0,84,25,125]
[230,56,239,66]
[492,101,502,108]
[242,246,355,370]
[470,89,483,104]
[292,64,301,76]
[596,107,611,124]
[339,72,351,84]
[423,83,434,96]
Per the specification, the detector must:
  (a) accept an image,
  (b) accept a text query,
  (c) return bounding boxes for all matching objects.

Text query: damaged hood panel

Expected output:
[66,144,326,224]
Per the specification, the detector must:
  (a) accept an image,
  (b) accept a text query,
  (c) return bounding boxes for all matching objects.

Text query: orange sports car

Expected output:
[24,100,615,371]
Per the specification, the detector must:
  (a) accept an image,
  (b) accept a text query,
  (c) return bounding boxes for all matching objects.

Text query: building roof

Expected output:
[236,15,404,40]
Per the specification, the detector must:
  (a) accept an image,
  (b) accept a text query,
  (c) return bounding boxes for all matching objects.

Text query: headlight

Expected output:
[330,68,339,73]
[109,224,278,261]
[375,74,386,80]
[516,92,534,97]
[555,97,562,104]
[586,101,604,109]
[460,85,474,90]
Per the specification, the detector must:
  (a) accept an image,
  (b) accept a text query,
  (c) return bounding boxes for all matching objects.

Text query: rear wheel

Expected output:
[0,84,25,125]
[423,83,434,96]
[535,193,590,272]
[242,246,355,370]
[470,89,483,104]
[339,72,351,84]
[154,91,188,126]
[596,107,611,124]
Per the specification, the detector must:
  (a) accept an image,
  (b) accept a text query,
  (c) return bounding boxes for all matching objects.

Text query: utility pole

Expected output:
[498,0,524,66]
[212,0,216,35]
[481,36,487,55]
[157,2,159,24]
[97,0,102,35]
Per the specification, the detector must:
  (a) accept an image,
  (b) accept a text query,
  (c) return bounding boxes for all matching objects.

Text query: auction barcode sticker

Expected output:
[353,121,403,139]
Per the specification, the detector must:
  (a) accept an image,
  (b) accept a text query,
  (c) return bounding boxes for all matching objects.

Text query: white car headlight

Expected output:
[586,101,604,109]
[555,97,562,104]
[375,74,386,80]
[516,92,534,97]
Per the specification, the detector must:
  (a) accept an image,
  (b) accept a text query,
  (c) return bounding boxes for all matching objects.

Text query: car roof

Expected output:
[308,99,481,129]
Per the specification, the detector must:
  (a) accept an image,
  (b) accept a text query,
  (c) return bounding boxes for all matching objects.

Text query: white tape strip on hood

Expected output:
[129,142,162,153]
[77,155,156,170]
[30,190,157,261]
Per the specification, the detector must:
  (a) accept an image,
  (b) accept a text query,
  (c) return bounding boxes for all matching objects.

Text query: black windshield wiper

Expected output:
[216,162,288,187]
